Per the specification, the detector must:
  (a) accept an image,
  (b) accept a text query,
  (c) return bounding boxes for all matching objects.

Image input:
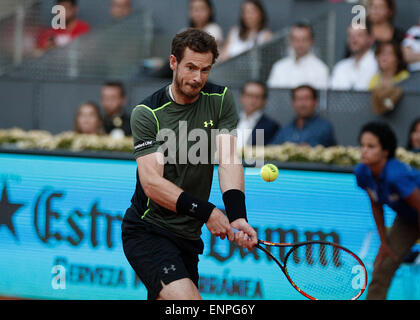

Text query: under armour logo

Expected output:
[163,265,176,274]
[190,203,198,214]
[204,120,214,128]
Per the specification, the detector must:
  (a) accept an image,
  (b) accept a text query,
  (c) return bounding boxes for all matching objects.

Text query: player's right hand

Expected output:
[206,208,234,241]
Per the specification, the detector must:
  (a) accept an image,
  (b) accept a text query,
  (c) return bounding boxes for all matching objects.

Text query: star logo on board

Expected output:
[0,183,24,239]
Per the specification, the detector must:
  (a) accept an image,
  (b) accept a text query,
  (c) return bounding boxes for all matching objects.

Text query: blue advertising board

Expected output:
[0,152,419,300]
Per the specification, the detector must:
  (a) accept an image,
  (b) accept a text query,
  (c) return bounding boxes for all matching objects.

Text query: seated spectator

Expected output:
[189,0,223,46]
[330,22,378,91]
[74,102,105,135]
[237,81,280,149]
[100,81,132,137]
[219,0,272,62]
[36,0,90,54]
[267,22,329,90]
[407,117,420,153]
[269,85,336,147]
[366,0,405,45]
[110,0,132,20]
[402,16,420,73]
[368,41,410,90]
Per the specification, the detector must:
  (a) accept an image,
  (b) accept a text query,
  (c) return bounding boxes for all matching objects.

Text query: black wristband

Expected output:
[176,191,215,222]
[222,189,247,223]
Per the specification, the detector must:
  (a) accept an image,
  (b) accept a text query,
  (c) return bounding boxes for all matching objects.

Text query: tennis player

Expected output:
[121,28,258,300]
[355,121,420,300]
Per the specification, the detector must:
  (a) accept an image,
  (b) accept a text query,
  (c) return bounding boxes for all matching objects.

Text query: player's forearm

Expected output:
[218,163,245,193]
[141,174,182,212]
[372,206,387,243]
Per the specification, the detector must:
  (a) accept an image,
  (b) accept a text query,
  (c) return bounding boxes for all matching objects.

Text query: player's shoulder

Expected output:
[385,158,414,180]
[354,163,369,176]
[200,82,228,95]
[138,85,170,111]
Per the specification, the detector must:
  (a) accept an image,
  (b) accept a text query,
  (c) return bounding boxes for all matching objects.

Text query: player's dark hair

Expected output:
[57,0,77,5]
[171,28,219,64]
[241,80,268,100]
[239,0,268,40]
[291,85,318,101]
[189,0,215,28]
[359,121,397,159]
[103,81,126,98]
[407,117,420,150]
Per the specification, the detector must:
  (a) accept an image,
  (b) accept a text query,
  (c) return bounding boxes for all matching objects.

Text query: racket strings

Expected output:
[284,243,366,300]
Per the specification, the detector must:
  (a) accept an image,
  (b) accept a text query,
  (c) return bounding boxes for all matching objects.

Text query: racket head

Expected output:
[282,241,368,300]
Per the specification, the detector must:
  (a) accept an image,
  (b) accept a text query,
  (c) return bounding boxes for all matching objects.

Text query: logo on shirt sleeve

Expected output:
[134,140,156,152]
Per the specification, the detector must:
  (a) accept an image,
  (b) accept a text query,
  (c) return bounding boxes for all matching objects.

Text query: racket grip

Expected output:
[231,227,251,240]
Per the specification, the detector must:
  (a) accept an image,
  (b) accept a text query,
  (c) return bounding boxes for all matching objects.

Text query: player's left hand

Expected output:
[230,218,258,250]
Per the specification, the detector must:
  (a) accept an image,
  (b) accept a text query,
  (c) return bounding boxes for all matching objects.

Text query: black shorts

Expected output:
[121,206,204,300]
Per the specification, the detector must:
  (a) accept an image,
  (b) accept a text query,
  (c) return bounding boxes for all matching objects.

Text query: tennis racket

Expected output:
[232,228,368,300]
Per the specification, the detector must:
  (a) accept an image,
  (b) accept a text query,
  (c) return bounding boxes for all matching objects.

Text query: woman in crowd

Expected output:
[189,0,223,46]
[74,101,105,135]
[354,121,420,299]
[366,0,405,45]
[219,0,272,62]
[407,117,420,153]
[368,41,409,90]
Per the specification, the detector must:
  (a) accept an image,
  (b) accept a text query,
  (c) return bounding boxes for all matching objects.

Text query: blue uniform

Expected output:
[354,158,420,224]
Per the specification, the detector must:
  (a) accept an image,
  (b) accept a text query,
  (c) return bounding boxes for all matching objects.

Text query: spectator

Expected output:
[74,102,105,135]
[219,0,272,62]
[407,117,420,153]
[36,0,90,54]
[110,0,132,20]
[237,81,280,149]
[366,0,405,45]
[402,17,420,73]
[101,81,132,137]
[330,23,378,91]
[189,0,223,46]
[368,41,409,90]
[269,85,336,147]
[267,22,329,90]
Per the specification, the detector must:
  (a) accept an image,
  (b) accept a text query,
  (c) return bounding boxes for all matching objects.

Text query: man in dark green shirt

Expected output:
[121,28,258,300]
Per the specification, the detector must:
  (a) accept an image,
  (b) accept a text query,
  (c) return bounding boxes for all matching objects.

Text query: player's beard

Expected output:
[174,70,203,100]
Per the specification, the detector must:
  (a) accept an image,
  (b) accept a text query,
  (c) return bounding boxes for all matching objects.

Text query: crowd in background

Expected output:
[19,0,420,152]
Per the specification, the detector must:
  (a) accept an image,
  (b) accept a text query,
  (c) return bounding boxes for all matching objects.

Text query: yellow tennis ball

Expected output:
[261,164,278,182]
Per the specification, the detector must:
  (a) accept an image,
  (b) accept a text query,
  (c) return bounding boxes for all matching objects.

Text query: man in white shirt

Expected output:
[236,81,280,150]
[267,22,329,90]
[330,23,378,91]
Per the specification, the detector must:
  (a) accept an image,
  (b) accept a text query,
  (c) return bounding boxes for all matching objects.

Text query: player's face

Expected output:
[360,132,388,166]
[171,47,213,101]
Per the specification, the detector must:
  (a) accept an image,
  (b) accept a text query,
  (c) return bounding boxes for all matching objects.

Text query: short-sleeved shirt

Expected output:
[354,158,420,224]
[129,82,238,240]
[269,114,336,147]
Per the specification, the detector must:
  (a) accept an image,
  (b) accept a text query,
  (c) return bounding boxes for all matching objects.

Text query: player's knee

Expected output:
[157,278,202,300]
